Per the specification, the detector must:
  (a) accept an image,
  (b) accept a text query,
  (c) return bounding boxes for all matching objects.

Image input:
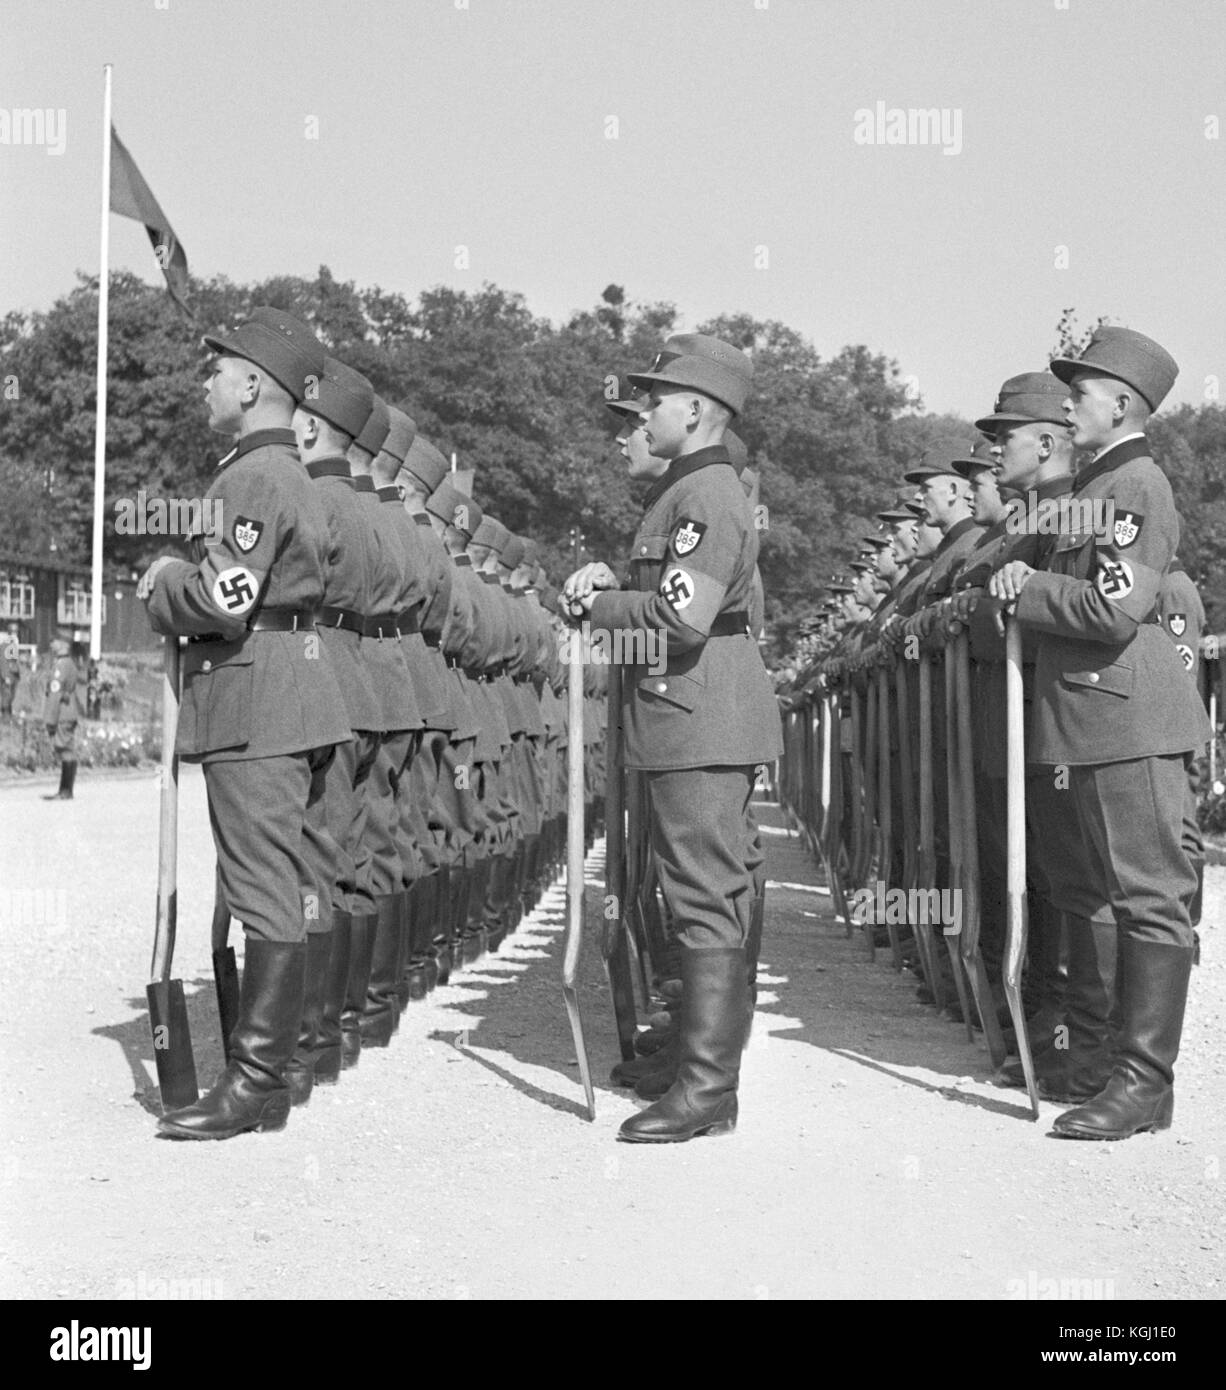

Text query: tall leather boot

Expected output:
[284,931,333,1106]
[520,832,541,915]
[431,864,454,986]
[157,938,305,1140]
[746,893,766,1018]
[1040,916,1117,1103]
[1052,941,1194,1140]
[420,872,441,991]
[450,860,472,973]
[484,852,515,952]
[405,875,435,1001]
[360,894,403,1047]
[43,758,76,800]
[313,913,351,1084]
[462,855,491,965]
[340,912,377,1067]
[618,947,749,1144]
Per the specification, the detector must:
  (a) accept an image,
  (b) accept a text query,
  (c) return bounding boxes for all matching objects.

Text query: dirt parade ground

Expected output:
[1,767,1222,1303]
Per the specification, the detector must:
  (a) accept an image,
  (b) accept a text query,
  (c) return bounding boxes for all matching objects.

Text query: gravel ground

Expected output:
[1,766,1222,1301]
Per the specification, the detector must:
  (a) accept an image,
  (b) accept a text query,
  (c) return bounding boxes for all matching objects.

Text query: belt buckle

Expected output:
[288,613,299,633]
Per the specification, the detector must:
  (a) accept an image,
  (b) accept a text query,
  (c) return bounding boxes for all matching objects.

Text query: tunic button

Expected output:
[640,545,648,555]
[202,660,212,672]
[1088,672,1099,683]
[656,681,667,693]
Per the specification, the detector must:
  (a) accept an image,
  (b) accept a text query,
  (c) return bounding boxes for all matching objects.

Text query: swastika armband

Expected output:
[1095,558,1134,603]
[212,566,260,617]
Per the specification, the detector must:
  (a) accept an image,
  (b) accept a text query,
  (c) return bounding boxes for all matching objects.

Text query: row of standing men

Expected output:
[777,326,1210,1141]
[137,306,608,1140]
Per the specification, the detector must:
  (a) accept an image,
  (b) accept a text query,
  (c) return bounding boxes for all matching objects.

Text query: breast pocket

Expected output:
[183,639,255,752]
[1049,529,1096,577]
[629,535,670,592]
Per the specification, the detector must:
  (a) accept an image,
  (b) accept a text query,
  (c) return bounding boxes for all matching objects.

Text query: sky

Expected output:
[2,0,1223,417]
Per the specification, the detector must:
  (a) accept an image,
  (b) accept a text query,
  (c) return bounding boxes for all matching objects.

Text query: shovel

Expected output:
[563,630,596,1119]
[147,637,199,1112]
[210,863,240,1061]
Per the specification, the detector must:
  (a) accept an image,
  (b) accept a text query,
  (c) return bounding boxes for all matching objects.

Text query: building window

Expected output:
[0,569,35,620]
[57,575,105,626]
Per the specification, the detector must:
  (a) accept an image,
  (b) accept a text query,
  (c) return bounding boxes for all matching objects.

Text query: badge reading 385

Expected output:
[213,566,259,617]
[660,567,694,610]
[673,519,707,556]
[1113,511,1143,548]
[1095,558,1134,601]
[233,516,264,554]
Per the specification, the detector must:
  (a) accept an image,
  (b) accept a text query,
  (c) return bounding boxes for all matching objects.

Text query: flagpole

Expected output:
[90,63,113,661]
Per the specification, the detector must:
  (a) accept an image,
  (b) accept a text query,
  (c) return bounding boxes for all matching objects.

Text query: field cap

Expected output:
[1050,326,1178,411]
[203,306,325,404]
[975,371,1069,435]
[310,357,374,438]
[402,436,450,493]
[628,333,753,416]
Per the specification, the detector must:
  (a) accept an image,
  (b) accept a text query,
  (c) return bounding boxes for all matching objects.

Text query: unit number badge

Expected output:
[233,516,264,553]
[1112,511,1143,548]
[673,519,707,556]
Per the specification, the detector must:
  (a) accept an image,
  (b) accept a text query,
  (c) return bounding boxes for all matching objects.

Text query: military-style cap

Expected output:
[975,371,1070,435]
[472,515,510,556]
[849,560,874,575]
[1050,327,1178,411]
[860,534,892,550]
[311,357,375,438]
[725,429,749,474]
[501,535,526,570]
[903,440,978,484]
[605,395,646,419]
[402,436,450,493]
[827,575,854,594]
[904,501,927,519]
[427,480,483,538]
[628,333,754,417]
[520,538,540,569]
[203,306,326,404]
[382,407,418,463]
[355,397,391,456]
[951,437,997,478]
[876,504,915,524]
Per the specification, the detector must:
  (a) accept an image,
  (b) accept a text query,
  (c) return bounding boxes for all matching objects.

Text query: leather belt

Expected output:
[317,605,364,634]
[423,631,442,649]
[709,609,751,637]
[361,612,403,640]
[189,607,316,643]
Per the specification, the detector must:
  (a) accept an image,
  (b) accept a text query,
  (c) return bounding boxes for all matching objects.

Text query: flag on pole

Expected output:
[109,127,191,313]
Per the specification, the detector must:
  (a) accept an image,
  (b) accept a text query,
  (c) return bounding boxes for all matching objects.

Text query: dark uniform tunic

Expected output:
[146,427,351,943]
[1016,434,1210,947]
[590,443,782,950]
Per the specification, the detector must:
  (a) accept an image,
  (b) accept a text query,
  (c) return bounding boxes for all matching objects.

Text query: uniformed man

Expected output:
[41,637,81,801]
[991,327,1210,1139]
[345,390,425,1052]
[969,372,1113,1097]
[563,334,782,1143]
[282,357,384,1100]
[138,307,351,1140]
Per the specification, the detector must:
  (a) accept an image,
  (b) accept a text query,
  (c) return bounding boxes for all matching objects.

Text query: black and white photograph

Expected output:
[1,0,1223,1334]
